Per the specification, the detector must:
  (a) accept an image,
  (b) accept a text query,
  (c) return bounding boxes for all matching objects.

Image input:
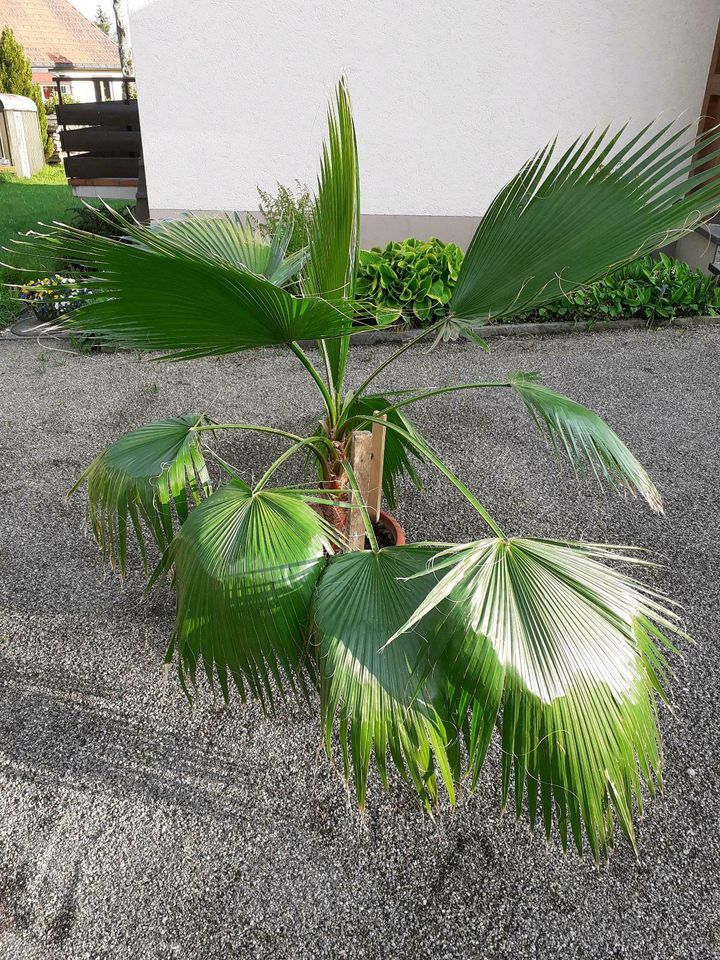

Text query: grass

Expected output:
[0,165,87,327]
[0,165,84,256]
[0,165,138,329]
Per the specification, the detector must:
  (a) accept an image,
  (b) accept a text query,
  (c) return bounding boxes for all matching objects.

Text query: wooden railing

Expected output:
[56,96,141,186]
[54,76,147,216]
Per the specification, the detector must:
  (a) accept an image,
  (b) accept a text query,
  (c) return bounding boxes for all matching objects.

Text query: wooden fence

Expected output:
[56,98,141,187]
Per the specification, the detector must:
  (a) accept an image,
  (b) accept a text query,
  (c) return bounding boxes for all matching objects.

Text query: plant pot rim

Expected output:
[377,509,406,546]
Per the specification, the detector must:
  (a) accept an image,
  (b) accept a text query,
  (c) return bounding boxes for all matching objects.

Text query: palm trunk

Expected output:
[322,440,350,534]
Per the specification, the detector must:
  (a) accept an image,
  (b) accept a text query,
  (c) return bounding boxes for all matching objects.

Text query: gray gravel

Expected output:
[1,327,719,959]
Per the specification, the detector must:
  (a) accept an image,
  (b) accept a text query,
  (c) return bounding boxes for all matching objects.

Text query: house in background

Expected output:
[0,0,123,103]
[126,0,720,266]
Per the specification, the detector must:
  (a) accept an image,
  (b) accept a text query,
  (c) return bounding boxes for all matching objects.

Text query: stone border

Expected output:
[3,311,720,345]
[342,315,720,345]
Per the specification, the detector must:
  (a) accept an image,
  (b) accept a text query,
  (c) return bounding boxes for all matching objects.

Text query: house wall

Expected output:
[128,0,719,245]
[51,70,126,104]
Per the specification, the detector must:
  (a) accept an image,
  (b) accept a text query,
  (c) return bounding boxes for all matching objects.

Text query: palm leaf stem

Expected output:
[318,339,336,393]
[360,414,505,538]
[193,422,331,477]
[288,341,336,420]
[193,423,306,443]
[254,436,335,492]
[344,381,514,423]
[350,319,445,401]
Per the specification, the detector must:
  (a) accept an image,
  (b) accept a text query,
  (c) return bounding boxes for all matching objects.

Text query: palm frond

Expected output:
[13,218,344,359]
[390,537,680,858]
[510,372,663,511]
[450,122,720,327]
[72,415,211,573]
[312,547,459,809]
[162,482,337,707]
[147,213,307,286]
[304,78,360,388]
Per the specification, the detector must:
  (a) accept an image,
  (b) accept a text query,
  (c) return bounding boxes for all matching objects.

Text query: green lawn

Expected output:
[0,165,106,327]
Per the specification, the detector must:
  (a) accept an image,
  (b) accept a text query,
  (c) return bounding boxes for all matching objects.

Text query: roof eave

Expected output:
[49,63,123,71]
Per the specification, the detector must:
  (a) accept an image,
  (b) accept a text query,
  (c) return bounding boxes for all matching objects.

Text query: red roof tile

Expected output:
[0,0,120,69]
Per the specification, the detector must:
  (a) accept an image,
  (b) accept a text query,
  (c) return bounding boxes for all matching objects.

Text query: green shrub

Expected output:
[0,28,50,157]
[69,203,136,238]
[513,254,720,324]
[43,92,74,115]
[357,242,719,328]
[356,237,463,326]
[256,180,313,255]
[58,205,136,274]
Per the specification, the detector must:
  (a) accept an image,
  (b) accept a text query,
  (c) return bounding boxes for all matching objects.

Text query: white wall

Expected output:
[128,0,718,242]
[59,71,126,104]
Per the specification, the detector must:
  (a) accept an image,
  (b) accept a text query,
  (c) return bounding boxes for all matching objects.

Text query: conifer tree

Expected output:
[0,28,49,155]
[94,5,113,37]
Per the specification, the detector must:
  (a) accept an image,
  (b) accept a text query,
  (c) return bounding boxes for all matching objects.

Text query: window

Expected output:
[93,79,113,102]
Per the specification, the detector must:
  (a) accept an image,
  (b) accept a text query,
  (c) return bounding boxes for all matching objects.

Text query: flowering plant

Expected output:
[20,275,89,322]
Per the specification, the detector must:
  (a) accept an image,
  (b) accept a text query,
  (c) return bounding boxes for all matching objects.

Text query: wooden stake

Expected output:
[347,430,373,550]
[368,412,387,521]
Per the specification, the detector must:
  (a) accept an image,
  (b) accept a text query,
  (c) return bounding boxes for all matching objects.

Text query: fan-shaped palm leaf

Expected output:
[148,214,307,286]
[15,221,344,359]
[71,415,211,573]
[450,122,720,328]
[390,537,680,858]
[162,482,338,706]
[313,546,459,808]
[510,372,662,511]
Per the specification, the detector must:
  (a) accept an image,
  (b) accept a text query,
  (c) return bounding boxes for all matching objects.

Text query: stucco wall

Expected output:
[127,0,718,243]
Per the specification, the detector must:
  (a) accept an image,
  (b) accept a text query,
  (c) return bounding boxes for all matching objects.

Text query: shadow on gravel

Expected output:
[0,669,253,823]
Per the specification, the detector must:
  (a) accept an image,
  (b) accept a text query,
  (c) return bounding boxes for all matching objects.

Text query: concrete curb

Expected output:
[345,314,720,344]
[3,313,720,346]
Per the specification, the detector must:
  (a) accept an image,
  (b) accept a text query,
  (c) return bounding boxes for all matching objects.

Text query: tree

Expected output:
[94,4,113,36]
[112,0,132,76]
[0,28,49,157]
[0,27,34,95]
[17,81,720,860]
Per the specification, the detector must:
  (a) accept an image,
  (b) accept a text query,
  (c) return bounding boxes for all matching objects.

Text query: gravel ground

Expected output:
[1,327,719,960]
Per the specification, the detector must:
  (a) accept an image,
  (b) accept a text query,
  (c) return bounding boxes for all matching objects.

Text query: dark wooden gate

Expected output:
[55,77,148,219]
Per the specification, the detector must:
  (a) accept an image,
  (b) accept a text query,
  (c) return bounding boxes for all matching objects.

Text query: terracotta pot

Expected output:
[376,509,406,546]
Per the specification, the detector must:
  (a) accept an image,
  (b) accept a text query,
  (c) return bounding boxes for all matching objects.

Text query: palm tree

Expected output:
[19,80,720,860]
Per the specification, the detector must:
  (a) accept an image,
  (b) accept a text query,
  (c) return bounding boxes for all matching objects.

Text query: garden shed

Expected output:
[0,93,44,178]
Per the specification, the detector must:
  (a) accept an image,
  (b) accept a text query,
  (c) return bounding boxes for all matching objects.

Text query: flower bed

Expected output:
[20,275,89,323]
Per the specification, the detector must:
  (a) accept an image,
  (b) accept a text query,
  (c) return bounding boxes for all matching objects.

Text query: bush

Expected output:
[356,237,463,326]
[256,181,313,255]
[0,28,50,157]
[69,203,136,239]
[55,205,136,277]
[512,254,720,325]
[356,242,720,328]
[43,92,74,115]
